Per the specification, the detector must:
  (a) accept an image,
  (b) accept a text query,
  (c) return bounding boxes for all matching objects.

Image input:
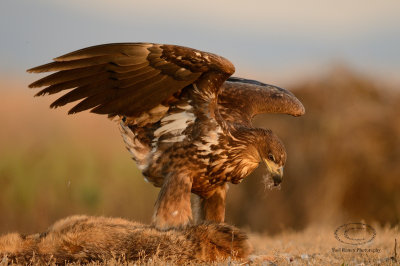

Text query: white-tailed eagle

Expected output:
[28,43,305,229]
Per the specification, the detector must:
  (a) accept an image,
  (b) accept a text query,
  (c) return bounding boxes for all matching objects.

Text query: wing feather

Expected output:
[35,74,110,96]
[219,77,305,125]
[29,64,108,88]
[53,43,152,61]
[50,84,104,108]
[91,75,171,115]
[28,55,148,73]
[28,43,234,117]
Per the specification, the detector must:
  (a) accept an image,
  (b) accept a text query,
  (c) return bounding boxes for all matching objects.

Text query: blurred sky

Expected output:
[1,0,399,86]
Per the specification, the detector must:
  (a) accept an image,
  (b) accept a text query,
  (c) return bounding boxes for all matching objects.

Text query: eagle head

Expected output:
[256,129,286,188]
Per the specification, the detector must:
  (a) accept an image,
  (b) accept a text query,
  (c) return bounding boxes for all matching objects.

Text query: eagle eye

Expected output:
[267,153,275,162]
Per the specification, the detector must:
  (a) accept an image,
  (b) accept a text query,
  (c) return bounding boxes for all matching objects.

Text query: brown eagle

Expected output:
[28,43,305,229]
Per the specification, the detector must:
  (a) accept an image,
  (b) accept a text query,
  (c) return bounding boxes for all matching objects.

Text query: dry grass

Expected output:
[249,225,399,265]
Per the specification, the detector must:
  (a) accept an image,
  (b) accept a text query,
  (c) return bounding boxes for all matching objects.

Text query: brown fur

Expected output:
[0,215,252,264]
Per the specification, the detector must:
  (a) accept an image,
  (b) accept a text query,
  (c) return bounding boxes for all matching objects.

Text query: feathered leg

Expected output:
[152,172,193,229]
[193,184,228,223]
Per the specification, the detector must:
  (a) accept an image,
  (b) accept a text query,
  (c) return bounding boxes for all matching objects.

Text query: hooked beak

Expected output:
[263,160,284,187]
[271,167,284,186]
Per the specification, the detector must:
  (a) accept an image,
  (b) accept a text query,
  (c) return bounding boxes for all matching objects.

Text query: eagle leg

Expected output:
[151,172,193,230]
[193,184,228,223]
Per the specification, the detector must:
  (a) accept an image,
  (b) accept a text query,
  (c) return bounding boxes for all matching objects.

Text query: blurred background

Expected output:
[0,0,399,234]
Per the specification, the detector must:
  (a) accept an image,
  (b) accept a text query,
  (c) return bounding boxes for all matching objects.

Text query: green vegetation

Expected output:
[0,136,158,233]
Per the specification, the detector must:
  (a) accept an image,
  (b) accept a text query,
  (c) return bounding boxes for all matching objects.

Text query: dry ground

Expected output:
[249,225,398,265]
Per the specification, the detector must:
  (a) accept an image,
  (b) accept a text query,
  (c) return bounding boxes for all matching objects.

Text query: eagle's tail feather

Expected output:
[119,120,151,172]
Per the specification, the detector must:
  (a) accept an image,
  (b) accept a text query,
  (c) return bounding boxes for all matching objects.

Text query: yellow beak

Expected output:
[264,160,284,186]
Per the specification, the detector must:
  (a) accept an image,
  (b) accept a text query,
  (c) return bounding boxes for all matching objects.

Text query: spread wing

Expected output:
[218,77,305,125]
[28,43,235,117]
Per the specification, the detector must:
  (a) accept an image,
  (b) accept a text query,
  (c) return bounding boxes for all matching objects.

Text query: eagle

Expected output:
[28,43,305,229]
